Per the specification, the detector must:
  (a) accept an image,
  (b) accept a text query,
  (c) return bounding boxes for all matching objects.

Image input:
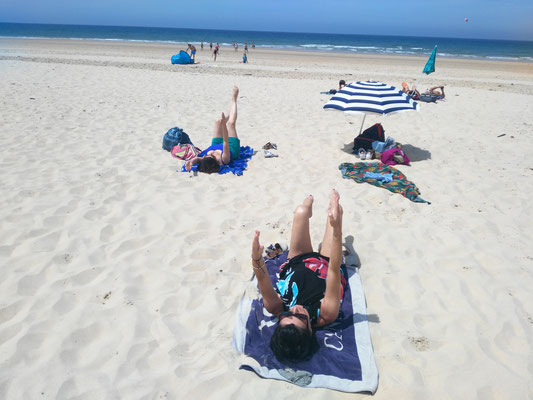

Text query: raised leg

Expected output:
[226,86,239,138]
[319,190,343,259]
[211,116,223,139]
[288,195,314,259]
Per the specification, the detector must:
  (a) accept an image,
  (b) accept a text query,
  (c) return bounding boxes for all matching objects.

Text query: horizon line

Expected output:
[1,20,532,43]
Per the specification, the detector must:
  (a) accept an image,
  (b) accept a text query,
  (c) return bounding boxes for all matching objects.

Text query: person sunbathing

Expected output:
[426,85,445,99]
[251,190,345,362]
[185,86,241,174]
[401,83,445,99]
[324,80,346,95]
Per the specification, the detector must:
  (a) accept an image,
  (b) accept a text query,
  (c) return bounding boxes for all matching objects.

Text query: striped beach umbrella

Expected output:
[323,80,419,135]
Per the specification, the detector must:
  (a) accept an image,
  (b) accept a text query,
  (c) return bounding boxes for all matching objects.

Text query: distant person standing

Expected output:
[244,43,248,53]
[187,44,197,62]
[252,42,255,49]
[213,44,219,61]
[201,42,204,50]
[242,51,248,63]
[210,42,213,50]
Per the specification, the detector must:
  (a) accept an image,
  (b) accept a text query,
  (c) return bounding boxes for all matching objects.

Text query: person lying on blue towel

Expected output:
[185,86,242,174]
[251,190,346,362]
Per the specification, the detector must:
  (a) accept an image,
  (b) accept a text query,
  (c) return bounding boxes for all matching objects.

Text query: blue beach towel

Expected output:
[232,251,379,393]
[181,146,254,176]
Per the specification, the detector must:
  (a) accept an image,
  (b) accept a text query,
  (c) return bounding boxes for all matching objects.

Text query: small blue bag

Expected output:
[162,127,192,151]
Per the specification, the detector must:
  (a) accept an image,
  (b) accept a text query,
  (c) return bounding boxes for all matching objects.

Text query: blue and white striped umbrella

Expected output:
[324,80,419,134]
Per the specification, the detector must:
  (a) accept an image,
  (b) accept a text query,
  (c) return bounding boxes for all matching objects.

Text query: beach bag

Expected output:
[162,127,192,151]
[353,123,385,152]
[171,144,202,161]
[419,94,438,103]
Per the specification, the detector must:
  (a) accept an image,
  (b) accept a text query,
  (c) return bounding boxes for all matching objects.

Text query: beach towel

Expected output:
[339,162,430,204]
[233,251,379,393]
[181,146,254,176]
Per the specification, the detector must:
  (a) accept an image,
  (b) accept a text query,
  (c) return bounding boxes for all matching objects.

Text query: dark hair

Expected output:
[197,157,220,174]
[270,323,318,363]
[339,80,346,85]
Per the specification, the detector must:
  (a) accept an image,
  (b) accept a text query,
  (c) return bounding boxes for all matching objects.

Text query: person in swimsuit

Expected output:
[401,83,445,99]
[184,86,241,174]
[187,44,197,62]
[426,85,445,99]
[327,79,346,94]
[251,189,345,362]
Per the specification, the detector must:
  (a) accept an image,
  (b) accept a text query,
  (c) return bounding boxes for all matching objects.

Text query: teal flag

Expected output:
[422,46,437,75]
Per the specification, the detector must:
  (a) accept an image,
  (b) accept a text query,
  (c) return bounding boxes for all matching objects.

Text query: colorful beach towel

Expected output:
[232,251,379,393]
[339,162,430,204]
[181,146,254,176]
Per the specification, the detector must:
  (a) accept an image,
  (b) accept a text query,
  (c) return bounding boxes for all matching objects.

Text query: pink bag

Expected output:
[171,144,202,161]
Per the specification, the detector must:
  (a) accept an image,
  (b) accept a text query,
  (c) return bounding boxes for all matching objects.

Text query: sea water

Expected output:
[1,22,532,61]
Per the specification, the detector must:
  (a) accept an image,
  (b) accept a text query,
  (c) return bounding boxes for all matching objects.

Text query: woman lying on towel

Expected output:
[251,190,346,362]
[184,86,241,174]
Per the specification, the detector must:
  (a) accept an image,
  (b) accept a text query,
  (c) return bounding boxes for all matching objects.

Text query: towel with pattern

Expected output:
[339,162,430,204]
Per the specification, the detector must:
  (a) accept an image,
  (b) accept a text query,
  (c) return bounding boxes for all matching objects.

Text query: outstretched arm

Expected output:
[185,156,201,171]
[220,113,231,165]
[252,230,283,316]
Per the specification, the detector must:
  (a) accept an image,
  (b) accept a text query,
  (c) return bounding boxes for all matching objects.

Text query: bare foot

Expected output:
[301,195,314,218]
[328,189,342,230]
[232,85,239,101]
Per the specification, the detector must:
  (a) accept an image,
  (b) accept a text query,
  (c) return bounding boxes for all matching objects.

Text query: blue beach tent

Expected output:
[171,50,194,65]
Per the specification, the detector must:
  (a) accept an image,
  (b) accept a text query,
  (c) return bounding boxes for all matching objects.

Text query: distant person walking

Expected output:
[201,42,204,50]
[210,42,213,50]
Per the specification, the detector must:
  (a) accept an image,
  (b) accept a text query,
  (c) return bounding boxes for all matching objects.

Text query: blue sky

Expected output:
[1,0,532,40]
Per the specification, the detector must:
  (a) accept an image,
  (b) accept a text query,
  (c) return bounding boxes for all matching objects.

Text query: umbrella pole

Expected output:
[358,114,366,135]
[412,72,424,95]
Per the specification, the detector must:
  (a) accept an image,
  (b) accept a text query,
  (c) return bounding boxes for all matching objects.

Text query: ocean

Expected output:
[1,22,532,61]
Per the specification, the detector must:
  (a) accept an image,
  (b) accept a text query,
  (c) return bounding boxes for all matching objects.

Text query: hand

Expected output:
[185,160,193,171]
[252,230,264,262]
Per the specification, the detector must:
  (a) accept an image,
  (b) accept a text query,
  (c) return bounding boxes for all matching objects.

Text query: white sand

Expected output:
[1,38,532,399]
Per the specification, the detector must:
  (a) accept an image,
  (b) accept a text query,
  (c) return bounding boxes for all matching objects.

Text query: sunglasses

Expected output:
[279,311,309,323]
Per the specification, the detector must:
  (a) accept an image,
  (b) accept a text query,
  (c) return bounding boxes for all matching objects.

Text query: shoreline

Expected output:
[1,36,533,63]
[2,37,532,96]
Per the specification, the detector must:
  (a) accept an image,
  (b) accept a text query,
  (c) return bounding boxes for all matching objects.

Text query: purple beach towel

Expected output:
[232,251,378,393]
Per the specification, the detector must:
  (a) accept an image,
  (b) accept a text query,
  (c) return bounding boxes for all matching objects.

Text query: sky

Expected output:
[1,0,532,41]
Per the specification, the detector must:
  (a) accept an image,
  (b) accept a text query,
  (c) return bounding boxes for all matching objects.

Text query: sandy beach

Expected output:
[1,38,532,399]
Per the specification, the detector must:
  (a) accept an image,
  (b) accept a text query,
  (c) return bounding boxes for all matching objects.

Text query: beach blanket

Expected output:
[232,251,379,393]
[339,162,430,204]
[181,146,254,176]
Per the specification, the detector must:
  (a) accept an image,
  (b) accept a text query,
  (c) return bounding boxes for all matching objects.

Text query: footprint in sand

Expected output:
[409,336,430,351]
